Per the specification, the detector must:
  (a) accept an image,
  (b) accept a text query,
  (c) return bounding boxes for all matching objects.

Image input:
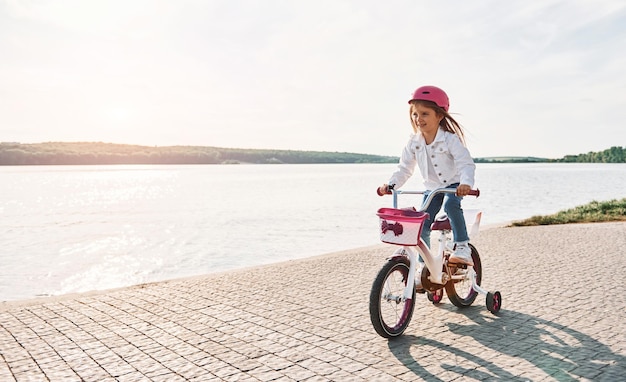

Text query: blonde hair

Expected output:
[409,100,467,145]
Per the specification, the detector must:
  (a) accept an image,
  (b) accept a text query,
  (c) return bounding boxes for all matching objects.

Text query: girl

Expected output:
[378,85,476,266]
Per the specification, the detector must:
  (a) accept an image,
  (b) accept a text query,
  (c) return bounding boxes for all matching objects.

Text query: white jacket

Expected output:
[389,127,475,190]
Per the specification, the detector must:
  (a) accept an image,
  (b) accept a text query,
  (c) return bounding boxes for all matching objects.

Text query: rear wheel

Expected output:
[369,257,416,338]
[445,244,482,308]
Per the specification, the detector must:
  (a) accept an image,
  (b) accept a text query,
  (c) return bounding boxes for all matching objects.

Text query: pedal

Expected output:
[446,262,467,273]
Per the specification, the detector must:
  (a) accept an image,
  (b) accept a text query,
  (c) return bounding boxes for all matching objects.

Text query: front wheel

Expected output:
[369,257,416,338]
[445,244,482,308]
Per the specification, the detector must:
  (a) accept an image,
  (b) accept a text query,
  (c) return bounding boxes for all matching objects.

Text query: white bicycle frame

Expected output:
[389,188,489,301]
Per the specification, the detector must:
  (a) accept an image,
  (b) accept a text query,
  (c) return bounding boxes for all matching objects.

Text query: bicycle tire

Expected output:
[369,257,416,338]
[445,244,482,308]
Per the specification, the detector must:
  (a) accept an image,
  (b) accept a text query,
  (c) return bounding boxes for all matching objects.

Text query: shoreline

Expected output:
[0,221,543,309]
[0,243,391,310]
[0,220,596,308]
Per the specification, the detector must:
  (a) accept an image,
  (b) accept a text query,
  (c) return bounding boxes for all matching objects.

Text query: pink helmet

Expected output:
[408,86,449,111]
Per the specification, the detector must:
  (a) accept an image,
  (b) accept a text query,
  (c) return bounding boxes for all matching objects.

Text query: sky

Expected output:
[1,0,625,158]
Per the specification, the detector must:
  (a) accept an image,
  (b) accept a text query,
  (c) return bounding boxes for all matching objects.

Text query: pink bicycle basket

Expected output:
[376,208,429,246]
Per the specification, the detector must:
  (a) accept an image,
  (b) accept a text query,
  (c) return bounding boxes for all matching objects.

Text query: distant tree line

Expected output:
[0,142,398,165]
[556,146,626,163]
[2,142,624,165]
[474,157,548,163]
[474,146,626,164]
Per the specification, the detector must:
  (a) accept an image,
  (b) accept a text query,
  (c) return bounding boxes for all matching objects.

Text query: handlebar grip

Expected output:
[376,187,391,196]
[468,189,480,197]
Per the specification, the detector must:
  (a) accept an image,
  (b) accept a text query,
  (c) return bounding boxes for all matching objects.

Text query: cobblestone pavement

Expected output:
[1,222,625,381]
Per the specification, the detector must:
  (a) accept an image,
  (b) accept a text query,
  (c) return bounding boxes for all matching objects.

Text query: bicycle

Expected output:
[369,187,502,338]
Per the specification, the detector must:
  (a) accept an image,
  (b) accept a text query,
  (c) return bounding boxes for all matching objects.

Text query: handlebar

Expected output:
[377,187,390,196]
[377,187,480,210]
[377,187,479,197]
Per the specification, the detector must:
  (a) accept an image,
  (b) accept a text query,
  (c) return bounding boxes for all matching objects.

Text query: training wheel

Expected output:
[427,289,444,305]
[486,291,502,314]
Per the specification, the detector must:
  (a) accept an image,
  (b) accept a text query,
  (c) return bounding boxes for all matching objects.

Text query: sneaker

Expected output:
[449,242,474,266]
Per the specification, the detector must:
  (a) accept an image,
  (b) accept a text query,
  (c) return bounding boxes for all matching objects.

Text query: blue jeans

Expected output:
[420,184,469,248]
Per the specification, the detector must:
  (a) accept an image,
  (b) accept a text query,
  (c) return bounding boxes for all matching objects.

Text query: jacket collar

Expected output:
[412,126,445,145]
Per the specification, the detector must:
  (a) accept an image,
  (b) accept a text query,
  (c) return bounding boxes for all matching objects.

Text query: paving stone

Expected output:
[0,223,625,380]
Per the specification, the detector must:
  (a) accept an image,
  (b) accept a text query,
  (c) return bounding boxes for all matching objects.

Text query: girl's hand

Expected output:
[456,184,471,196]
[377,184,390,196]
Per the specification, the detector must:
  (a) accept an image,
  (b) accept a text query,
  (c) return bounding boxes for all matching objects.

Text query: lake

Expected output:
[1,163,625,301]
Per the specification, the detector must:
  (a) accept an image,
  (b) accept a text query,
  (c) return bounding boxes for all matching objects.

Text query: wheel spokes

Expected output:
[381,270,408,326]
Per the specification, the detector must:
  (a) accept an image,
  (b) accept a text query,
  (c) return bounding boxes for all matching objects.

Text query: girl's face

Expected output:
[411,103,443,137]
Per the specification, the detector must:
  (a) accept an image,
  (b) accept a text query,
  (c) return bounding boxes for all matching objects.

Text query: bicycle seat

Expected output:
[431,215,451,231]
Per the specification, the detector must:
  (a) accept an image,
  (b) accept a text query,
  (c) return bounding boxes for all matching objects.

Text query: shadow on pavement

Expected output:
[387,307,625,381]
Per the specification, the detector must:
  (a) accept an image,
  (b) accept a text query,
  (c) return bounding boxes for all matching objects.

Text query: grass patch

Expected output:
[509,198,626,226]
